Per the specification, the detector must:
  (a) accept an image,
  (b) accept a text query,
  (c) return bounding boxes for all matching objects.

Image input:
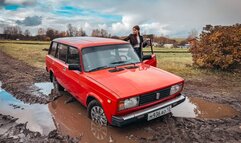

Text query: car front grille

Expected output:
[139,87,171,105]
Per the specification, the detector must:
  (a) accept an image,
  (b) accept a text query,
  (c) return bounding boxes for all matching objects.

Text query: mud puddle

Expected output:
[49,94,153,143]
[0,81,2,91]
[0,82,56,135]
[1,81,240,143]
[34,82,54,96]
[171,96,239,119]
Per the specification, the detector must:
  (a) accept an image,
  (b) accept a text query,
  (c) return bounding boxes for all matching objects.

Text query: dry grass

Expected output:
[143,47,189,53]
[0,40,239,80]
[0,40,50,44]
[0,42,48,68]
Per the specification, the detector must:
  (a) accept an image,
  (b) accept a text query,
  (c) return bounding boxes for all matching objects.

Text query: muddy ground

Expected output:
[0,50,241,143]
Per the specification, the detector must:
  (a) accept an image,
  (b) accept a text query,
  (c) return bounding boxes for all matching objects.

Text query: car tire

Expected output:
[52,75,64,91]
[87,100,108,126]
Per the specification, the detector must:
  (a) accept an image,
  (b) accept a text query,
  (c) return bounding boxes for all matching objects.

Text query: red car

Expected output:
[45,37,185,126]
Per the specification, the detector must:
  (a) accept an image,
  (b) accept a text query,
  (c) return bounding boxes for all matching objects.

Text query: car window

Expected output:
[82,44,140,72]
[49,42,57,57]
[67,47,80,65]
[57,44,68,62]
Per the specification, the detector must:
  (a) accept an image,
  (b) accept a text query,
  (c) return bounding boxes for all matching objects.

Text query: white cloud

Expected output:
[140,23,169,35]
[0,0,241,37]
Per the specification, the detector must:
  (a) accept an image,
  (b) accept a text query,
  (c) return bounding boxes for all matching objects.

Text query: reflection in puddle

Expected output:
[0,89,56,135]
[0,81,2,91]
[34,82,54,96]
[49,95,152,143]
[0,81,240,142]
[172,97,239,119]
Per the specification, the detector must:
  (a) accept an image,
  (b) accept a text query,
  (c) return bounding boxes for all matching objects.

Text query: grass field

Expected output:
[0,40,50,45]
[143,47,189,53]
[0,41,49,68]
[0,40,238,78]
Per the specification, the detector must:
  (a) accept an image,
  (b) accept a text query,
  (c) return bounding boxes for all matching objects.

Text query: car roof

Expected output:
[53,37,128,49]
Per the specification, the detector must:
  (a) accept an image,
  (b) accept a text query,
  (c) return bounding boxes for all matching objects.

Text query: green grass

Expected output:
[143,47,189,53]
[154,53,194,76]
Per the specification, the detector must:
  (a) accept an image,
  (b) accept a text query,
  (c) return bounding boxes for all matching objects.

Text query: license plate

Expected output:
[147,106,171,121]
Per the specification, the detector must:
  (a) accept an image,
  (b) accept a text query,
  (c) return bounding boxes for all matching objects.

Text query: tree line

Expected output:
[0,24,112,41]
[0,24,193,47]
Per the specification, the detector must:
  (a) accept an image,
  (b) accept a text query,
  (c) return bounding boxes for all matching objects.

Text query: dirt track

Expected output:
[0,50,241,143]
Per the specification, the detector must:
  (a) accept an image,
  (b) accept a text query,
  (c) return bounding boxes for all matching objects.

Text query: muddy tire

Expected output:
[87,100,108,126]
[52,75,64,91]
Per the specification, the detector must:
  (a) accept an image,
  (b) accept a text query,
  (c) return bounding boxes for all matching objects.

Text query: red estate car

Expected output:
[46,37,186,126]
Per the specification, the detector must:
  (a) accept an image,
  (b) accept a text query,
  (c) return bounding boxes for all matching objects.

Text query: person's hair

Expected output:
[133,25,140,35]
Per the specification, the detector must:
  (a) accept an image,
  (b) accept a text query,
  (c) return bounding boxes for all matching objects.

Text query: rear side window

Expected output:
[57,44,68,62]
[68,47,80,65]
[49,42,57,56]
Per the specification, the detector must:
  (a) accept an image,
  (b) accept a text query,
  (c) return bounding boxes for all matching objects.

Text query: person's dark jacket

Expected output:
[124,34,144,48]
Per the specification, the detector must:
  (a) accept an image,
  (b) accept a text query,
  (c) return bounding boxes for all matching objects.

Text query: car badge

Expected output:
[156,93,161,100]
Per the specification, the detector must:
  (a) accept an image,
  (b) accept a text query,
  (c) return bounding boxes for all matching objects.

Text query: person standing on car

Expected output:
[124,25,145,59]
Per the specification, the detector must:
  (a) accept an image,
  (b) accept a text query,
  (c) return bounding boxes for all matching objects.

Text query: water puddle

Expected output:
[0,81,240,142]
[49,95,152,143]
[34,82,54,96]
[0,81,2,91]
[171,97,239,119]
[0,82,56,135]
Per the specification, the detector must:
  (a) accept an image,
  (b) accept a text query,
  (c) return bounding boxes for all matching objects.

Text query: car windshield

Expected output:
[82,44,140,72]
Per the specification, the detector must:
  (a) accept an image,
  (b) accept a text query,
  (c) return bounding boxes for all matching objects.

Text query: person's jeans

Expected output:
[134,48,142,59]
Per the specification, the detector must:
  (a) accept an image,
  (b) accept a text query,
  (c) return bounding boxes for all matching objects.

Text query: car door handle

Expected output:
[63,67,66,71]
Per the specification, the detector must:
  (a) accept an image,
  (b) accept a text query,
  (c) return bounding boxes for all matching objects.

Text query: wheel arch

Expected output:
[86,94,104,107]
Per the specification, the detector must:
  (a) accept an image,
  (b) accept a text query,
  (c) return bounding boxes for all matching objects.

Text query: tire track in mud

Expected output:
[0,50,241,142]
[0,50,80,142]
[0,50,49,104]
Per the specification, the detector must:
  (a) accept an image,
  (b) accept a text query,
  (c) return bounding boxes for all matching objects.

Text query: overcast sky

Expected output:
[0,0,241,37]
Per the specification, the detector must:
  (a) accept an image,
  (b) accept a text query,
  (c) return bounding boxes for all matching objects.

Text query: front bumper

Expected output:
[112,94,186,127]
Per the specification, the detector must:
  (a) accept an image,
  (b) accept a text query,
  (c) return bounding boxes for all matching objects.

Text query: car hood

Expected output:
[86,64,184,98]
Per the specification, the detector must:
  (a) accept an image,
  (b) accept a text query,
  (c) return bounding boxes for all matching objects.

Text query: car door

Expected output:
[55,44,69,89]
[143,54,157,67]
[46,42,58,73]
[142,39,157,67]
[65,46,87,103]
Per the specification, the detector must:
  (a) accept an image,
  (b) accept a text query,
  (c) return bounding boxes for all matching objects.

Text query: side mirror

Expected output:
[68,64,81,71]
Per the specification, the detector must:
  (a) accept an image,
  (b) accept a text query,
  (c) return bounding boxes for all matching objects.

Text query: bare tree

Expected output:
[46,28,55,40]
[24,29,31,37]
[188,29,198,39]
[66,24,78,37]
[37,28,46,36]
[91,29,110,37]
[76,28,87,36]
[91,29,99,37]
[3,26,22,35]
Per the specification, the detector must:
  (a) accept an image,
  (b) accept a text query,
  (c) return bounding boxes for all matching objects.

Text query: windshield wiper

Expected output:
[124,62,139,69]
[110,60,127,65]
[88,65,110,72]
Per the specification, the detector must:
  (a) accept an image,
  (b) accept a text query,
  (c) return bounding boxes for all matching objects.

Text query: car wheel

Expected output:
[52,75,64,91]
[88,100,108,126]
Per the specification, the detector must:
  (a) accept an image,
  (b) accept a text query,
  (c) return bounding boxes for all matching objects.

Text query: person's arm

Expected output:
[142,41,148,48]
[123,34,131,41]
[140,36,148,48]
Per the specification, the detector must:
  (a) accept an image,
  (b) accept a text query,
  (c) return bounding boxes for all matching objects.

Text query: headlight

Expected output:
[170,83,183,95]
[118,97,139,111]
